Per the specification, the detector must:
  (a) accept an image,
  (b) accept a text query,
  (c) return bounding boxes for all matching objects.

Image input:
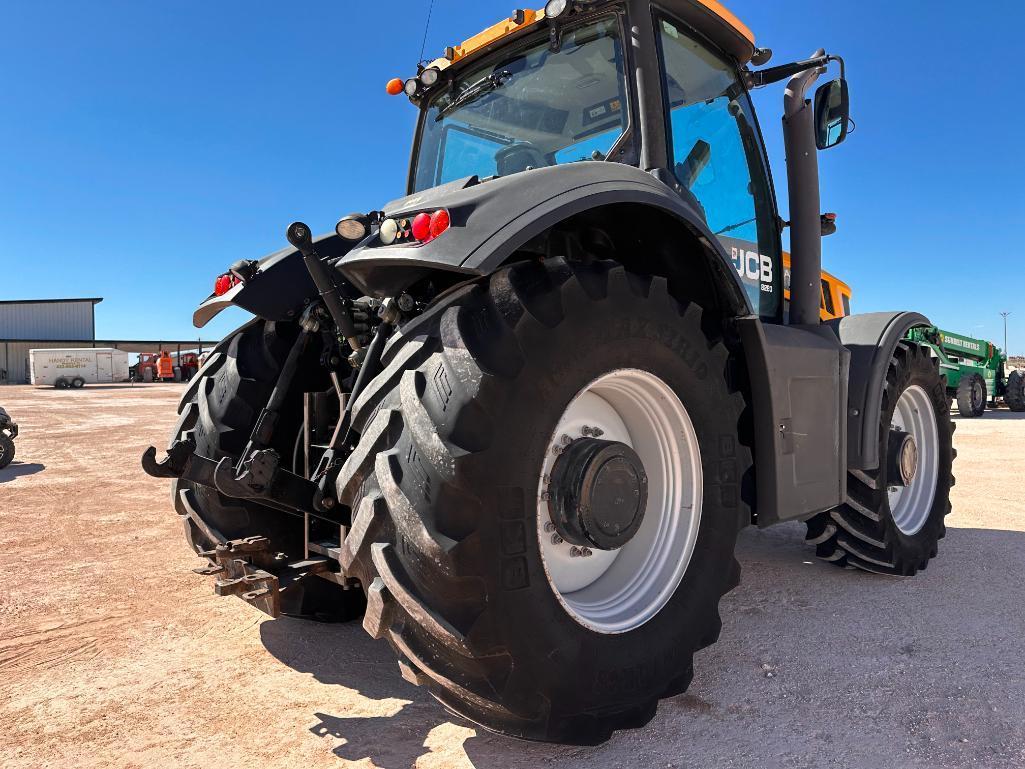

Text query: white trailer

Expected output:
[29,348,130,388]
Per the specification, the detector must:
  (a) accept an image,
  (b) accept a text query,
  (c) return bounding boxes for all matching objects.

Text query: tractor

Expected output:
[0,407,18,470]
[906,326,1025,416]
[144,0,956,745]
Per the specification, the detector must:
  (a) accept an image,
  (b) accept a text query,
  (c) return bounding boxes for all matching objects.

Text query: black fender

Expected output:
[825,311,931,471]
[338,163,752,315]
[193,233,357,329]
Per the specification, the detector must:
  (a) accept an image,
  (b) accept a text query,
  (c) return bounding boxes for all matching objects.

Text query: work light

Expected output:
[545,0,570,18]
[335,214,370,242]
[420,67,440,87]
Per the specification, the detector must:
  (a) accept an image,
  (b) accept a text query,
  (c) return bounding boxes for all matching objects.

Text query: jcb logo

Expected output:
[731,247,773,290]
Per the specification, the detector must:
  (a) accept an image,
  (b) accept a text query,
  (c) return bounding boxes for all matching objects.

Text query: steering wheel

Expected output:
[495,142,550,177]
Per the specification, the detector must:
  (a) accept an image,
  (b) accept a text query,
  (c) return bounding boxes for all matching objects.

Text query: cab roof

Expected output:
[433,1,755,72]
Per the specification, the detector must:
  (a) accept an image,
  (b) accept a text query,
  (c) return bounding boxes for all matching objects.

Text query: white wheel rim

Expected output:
[537,369,702,634]
[888,385,939,535]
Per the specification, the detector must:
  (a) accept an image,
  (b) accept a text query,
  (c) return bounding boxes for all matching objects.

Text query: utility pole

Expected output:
[1000,311,1011,355]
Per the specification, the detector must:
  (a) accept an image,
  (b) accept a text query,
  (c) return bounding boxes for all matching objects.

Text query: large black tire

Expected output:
[955,372,986,417]
[169,319,365,621]
[335,258,753,744]
[1006,370,1025,412]
[806,341,955,575]
[0,434,14,470]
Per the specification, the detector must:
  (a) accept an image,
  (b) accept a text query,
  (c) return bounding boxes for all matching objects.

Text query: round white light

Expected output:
[420,68,440,87]
[545,0,569,18]
[379,218,399,246]
[404,78,420,97]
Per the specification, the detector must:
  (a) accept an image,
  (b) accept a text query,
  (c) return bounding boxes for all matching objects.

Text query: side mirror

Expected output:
[813,78,849,150]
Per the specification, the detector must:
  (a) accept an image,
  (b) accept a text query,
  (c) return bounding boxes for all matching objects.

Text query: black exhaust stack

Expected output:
[782,50,827,327]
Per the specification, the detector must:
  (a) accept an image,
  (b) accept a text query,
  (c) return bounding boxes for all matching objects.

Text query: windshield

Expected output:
[412,16,629,193]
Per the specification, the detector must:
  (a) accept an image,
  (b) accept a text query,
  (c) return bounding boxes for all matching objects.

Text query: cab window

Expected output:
[657,16,780,318]
[414,16,630,192]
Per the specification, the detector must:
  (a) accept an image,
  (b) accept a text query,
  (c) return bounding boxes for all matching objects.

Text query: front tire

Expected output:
[0,434,14,470]
[336,259,752,744]
[806,341,954,575]
[956,372,986,417]
[1006,370,1025,412]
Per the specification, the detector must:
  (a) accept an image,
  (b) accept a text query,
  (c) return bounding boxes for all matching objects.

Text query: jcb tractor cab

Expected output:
[145,0,954,745]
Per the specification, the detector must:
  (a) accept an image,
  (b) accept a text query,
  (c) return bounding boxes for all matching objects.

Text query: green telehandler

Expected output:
[906,326,1025,417]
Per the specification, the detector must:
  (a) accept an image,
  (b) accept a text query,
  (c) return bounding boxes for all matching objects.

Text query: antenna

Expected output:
[419,0,437,66]
[1000,311,1012,354]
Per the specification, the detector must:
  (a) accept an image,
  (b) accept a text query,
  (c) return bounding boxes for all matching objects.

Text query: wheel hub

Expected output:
[548,438,648,551]
[887,429,918,487]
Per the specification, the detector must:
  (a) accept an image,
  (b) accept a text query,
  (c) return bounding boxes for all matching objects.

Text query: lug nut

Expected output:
[581,547,593,558]
[544,521,556,533]
[540,491,551,502]
[561,434,572,445]
[570,546,582,558]
[551,534,564,545]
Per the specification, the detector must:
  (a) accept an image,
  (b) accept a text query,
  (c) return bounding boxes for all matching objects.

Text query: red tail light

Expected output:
[214,274,235,297]
[430,209,451,239]
[411,212,433,242]
[407,209,451,244]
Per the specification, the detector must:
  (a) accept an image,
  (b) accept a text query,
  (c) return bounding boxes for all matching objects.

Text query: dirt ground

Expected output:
[2,383,1023,769]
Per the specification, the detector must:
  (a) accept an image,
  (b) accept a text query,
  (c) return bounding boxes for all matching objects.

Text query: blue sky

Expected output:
[2,1,1023,352]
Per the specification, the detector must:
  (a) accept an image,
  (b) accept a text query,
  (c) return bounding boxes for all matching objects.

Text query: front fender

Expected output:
[826,311,931,471]
[193,233,355,329]
[338,163,751,313]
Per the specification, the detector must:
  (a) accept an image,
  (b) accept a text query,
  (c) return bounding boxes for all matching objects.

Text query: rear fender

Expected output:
[193,233,355,329]
[337,163,752,315]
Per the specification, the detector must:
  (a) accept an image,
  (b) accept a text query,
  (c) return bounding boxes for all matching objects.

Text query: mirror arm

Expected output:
[746,53,841,90]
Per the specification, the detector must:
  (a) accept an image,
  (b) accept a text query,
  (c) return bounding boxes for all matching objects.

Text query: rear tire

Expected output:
[1007,370,1025,412]
[806,341,954,575]
[336,258,752,744]
[55,378,69,390]
[71,377,85,389]
[0,434,14,470]
[168,319,365,621]
[956,373,986,417]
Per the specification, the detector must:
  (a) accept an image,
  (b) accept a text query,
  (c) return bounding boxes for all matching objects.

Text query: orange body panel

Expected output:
[439,2,752,70]
[446,10,541,65]
[693,0,754,45]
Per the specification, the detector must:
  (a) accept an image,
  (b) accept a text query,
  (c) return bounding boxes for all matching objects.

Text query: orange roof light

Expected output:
[386,78,404,96]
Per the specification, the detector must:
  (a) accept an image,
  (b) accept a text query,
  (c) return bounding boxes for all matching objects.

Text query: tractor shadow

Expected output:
[260,616,487,768]
[261,523,1025,768]
[0,462,45,483]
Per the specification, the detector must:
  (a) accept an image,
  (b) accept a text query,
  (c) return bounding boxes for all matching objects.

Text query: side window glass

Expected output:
[821,278,836,317]
[658,18,780,318]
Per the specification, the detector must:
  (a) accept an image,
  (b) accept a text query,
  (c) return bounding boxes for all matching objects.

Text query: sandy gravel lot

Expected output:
[1,383,1023,768]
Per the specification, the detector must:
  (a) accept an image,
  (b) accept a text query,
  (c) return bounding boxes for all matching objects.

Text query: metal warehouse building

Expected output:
[1,297,217,385]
